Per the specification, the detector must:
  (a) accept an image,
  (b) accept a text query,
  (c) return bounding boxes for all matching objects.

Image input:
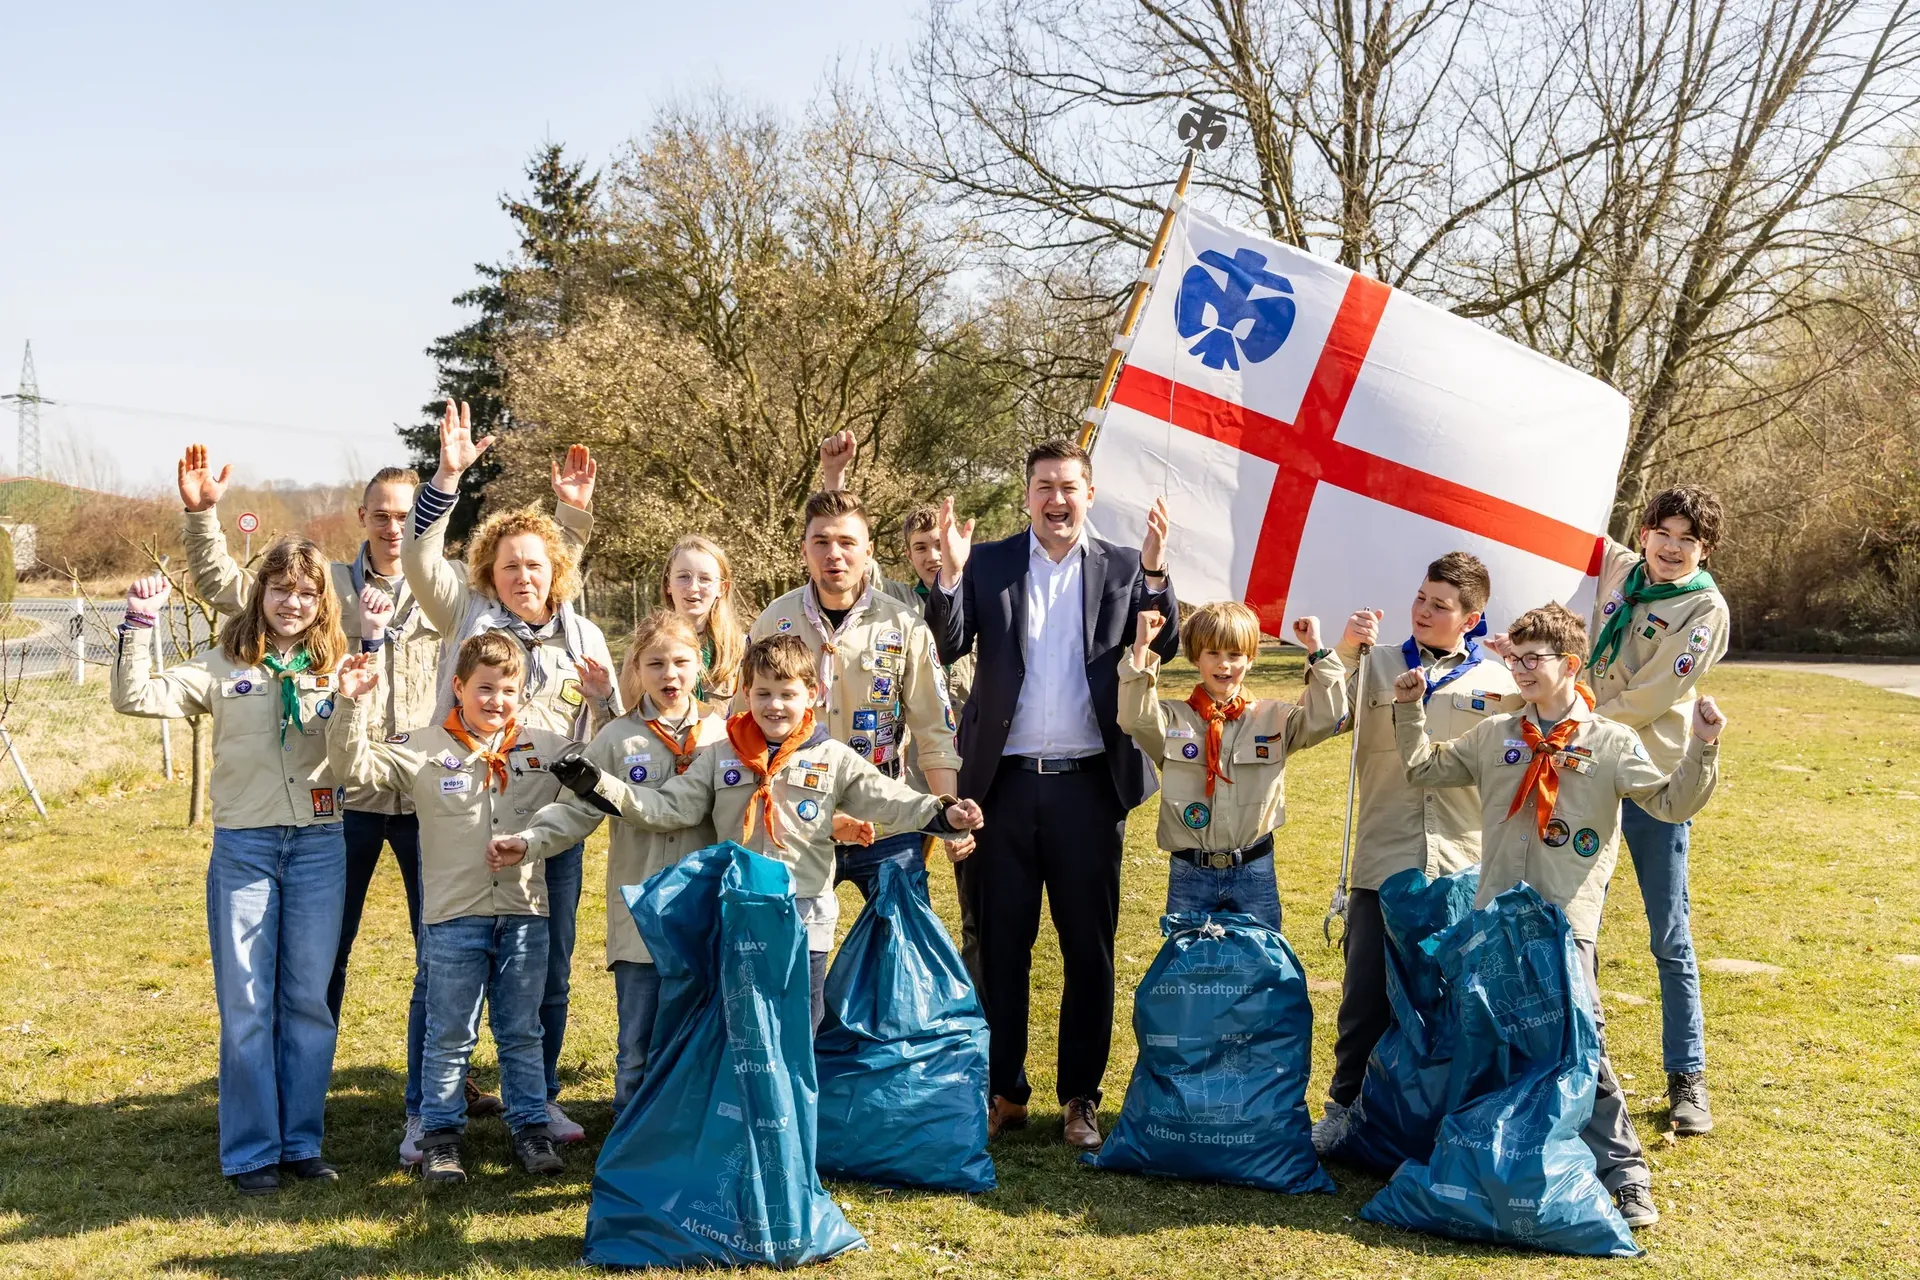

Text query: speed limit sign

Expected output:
[236,512,260,534]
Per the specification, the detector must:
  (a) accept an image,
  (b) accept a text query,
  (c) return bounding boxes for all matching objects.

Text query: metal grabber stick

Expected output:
[1325,643,1370,946]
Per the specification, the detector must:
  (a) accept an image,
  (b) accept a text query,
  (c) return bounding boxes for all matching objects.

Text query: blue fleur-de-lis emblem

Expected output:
[1175,247,1296,370]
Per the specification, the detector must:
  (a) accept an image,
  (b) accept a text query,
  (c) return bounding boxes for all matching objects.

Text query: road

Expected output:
[1723,658,1920,699]
[6,599,215,678]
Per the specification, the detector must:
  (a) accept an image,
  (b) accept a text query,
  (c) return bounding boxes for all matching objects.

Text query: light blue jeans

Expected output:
[1165,852,1282,932]
[1619,799,1707,1074]
[419,914,551,1135]
[611,961,661,1111]
[541,842,584,1100]
[206,823,346,1176]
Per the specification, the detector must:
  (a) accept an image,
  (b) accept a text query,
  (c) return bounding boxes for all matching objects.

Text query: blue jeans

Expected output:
[1165,852,1282,932]
[1619,799,1706,1074]
[612,961,661,1110]
[404,938,428,1116]
[834,831,925,902]
[206,823,346,1176]
[541,842,584,1100]
[419,914,550,1135]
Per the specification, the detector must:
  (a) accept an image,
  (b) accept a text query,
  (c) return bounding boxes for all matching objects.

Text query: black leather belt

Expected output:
[1171,834,1274,870]
[1006,753,1105,775]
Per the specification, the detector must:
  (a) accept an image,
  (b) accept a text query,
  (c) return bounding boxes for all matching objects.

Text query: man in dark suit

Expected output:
[923,438,1176,1150]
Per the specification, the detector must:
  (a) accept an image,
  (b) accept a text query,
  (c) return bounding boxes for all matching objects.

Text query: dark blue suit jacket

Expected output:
[923,529,1179,809]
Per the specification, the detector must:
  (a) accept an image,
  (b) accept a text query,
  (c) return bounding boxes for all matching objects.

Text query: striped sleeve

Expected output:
[412,481,457,536]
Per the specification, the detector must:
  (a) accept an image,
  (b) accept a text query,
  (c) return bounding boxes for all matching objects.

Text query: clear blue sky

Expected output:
[0,1,921,494]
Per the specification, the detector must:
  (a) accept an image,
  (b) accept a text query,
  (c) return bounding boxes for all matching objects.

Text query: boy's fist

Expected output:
[818,430,856,489]
[1342,608,1382,649]
[946,798,985,831]
[359,585,394,641]
[336,652,380,699]
[125,572,171,627]
[832,814,875,846]
[1291,616,1323,651]
[488,836,528,871]
[1393,668,1426,703]
[1692,695,1726,744]
[1135,609,1167,651]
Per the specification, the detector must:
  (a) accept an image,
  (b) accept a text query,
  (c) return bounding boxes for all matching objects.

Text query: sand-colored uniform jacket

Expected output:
[1336,639,1525,891]
[513,702,728,966]
[326,692,567,925]
[1587,538,1730,774]
[878,574,975,793]
[112,626,341,828]
[183,507,439,814]
[1118,648,1347,853]
[1393,696,1718,941]
[562,728,948,950]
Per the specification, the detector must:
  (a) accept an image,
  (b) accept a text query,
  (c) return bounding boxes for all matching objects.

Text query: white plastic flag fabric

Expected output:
[1090,203,1627,637]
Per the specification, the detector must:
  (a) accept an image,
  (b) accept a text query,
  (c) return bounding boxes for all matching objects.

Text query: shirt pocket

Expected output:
[294,673,338,736]
[217,673,276,736]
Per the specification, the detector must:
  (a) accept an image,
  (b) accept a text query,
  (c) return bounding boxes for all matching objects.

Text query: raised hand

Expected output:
[935,496,975,588]
[125,572,172,627]
[1134,609,1166,665]
[1692,695,1726,744]
[1342,608,1382,650]
[1141,496,1170,573]
[1393,668,1426,703]
[434,399,494,487]
[336,651,380,699]
[946,798,985,831]
[176,444,231,513]
[1483,632,1514,659]
[551,443,596,509]
[832,813,875,846]
[818,430,856,490]
[488,836,528,871]
[1291,616,1324,652]
[574,655,613,702]
[359,585,395,641]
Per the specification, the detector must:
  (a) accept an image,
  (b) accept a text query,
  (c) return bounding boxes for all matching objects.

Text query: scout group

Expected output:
[111,401,1729,1238]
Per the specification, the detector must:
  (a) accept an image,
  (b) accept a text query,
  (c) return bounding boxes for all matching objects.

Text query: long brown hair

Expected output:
[219,536,348,670]
[659,536,743,697]
[617,610,702,711]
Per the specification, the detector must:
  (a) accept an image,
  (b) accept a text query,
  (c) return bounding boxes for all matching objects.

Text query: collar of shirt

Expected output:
[1529,697,1594,736]
[1027,526,1089,568]
[640,695,695,732]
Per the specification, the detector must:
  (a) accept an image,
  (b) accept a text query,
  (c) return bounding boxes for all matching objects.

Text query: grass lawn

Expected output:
[0,658,1916,1278]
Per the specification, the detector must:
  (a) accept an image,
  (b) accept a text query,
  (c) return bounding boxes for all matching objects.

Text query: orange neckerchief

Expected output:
[442,708,516,794]
[1186,684,1248,797]
[725,708,816,850]
[1504,684,1596,839]
[645,709,701,775]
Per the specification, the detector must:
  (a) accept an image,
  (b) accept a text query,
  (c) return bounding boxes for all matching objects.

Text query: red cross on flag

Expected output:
[1089,204,1627,637]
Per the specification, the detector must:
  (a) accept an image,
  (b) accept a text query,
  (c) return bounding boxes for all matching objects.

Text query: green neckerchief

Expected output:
[695,633,715,704]
[1589,559,1716,672]
[261,648,313,743]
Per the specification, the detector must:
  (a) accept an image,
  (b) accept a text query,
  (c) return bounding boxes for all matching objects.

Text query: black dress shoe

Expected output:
[279,1157,339,1181]
[231,1169,281,1196]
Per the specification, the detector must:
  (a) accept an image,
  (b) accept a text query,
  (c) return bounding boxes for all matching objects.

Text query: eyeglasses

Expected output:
[1504,651,1574,672]
[265,584,322,607]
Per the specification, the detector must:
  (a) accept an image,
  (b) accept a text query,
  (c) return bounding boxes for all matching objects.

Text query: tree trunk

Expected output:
[187,714,208,827]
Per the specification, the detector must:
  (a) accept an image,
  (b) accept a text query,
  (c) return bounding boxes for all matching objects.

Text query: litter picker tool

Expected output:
[1325,642,1370,946]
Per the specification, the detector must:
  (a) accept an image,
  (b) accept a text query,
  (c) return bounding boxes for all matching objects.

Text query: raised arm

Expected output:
[325,656,418,794]
[1116,610,1174,761]
[1281,615,1349,752]
[1392,674,1483,790]
[177,445,250,614]
[923,496,975,666]
[400,403,480,635]
[900,615,959,790]
[1617,697,1724,823]
[1591,598,1728,730]
[838,753,983,837]
[111,574,214,719]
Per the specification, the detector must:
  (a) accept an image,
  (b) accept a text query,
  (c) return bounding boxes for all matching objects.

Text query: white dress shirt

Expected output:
[1003,529,1104,759]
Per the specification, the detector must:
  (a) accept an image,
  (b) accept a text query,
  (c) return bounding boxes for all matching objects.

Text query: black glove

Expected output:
[549,745,618,816]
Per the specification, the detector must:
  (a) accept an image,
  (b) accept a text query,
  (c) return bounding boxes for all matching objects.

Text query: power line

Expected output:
[45,397,392,441]
[1,342,47,477]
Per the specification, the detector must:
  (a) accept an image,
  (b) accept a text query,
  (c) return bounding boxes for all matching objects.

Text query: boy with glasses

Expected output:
[1391,603,1726,1230]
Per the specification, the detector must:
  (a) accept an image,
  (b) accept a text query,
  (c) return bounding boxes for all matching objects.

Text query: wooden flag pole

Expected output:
[1078,103,1227,451]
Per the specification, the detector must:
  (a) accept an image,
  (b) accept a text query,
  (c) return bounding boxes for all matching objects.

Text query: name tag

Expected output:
[440,776,471,795]
[1165,727,1196,740]
[624,753,652,765]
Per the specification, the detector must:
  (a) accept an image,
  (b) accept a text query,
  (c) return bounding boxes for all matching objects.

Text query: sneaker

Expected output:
[465,1076,504,1118]
[513,1126,565,1175]
[545,1100,586,1144]
[231,1168,280,1196]
[987,1095,1028,1140]
[278,1156,338,1182]
[1062,1098,1102,1150]
[1668,1070,1713,1135]
[1614,1181,1660,1229]
[420,1132,465,1184]
[398,1114,425,1168]
[1311,1100,1351,1155]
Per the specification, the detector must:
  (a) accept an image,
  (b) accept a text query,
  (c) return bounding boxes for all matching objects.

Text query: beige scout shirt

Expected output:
[1393,696,1718,941]
[552,729,947,951]
[747,584,960,808]
[1586,538,1730,774]
[1118,649,1348,853]
[112,628,343,829]
[183,507,439,815]
[1336,640,1525,891]
[878,574,974,793]
[514,699,728,967]
[402,489,619,739]
[326,691,568,926]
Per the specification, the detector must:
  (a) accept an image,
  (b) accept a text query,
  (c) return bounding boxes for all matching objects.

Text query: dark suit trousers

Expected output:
[1329,887,1388,1107]
[975,763,1126,1107]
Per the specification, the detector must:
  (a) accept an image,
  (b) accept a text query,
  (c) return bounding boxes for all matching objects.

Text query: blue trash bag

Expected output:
[1083,912,1334,1194]
[815,859,996,1192]
[1327,865,1481,1175]
[1360,882,1640,1258]
[582,842,867,1269]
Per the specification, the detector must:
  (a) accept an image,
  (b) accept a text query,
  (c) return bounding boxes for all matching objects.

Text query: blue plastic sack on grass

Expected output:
[582,842,866,1269]
[1327,865,1480,1175]
[1360,883,1640,1258]
[1083,912,1333,1195]
[815,859,995,1192]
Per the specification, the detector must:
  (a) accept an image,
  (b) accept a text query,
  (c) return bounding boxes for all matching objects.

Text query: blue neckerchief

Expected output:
[1401,617,1490,704]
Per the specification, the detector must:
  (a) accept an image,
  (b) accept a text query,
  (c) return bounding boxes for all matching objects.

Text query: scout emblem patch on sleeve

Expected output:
[628,764,648,783]
[796,798,820,821]
[944,705,956,732]
[1573,827,1601,857]
[1543,818,1571,847]
[777,616,793,633]
[310,788,336,818]
[560,677,585,706]
[1181,801,1211,829]
[1689,623,1712,652]
[1181,742,1200,760]
[1674,652,1696,677]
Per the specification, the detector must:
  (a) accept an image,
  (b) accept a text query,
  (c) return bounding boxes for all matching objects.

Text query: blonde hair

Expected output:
[465,506,581,611]
[659,536,743,697]
[1183,600,1262,663]
[454,630,527,684]
[741,634,817,690]
[618,610,702,710]
[219,536,348,671]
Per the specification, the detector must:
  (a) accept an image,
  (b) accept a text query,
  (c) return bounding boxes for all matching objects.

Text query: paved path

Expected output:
[1725,659,1920,698]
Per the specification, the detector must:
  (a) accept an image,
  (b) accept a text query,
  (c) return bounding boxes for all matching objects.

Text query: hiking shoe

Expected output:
[1668,1070,1713,1135]
[1615,1181,1660,1229]
[513,1126,565,1175]
[419,1131,465,1184]
[545,1100,586,1143]
[1311,1100,1351,1155]
[1062,1098,1102,1150]
[279,1156,338,1182]
[465,1076,504,1118]
[231,1168,280,1196]
[987,1095,1028,1140]
[398,1114,424,1168]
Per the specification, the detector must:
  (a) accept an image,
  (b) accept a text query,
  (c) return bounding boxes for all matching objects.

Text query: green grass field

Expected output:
[1,659,1916,1278]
